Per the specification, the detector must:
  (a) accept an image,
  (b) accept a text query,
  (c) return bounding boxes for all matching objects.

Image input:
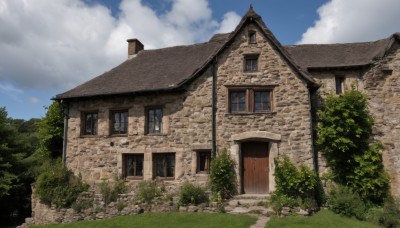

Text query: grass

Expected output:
[267,209,378,228]
[31,212,257,228]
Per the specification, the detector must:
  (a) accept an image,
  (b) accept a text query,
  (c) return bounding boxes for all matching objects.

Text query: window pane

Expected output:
[127,156,134,176]
[147,108,162,134]
[254,91,270,112]
[125,154,143,177]
[136,155,143,176]
[246,58,258,72]
[230,91,246,113]
[84,113,97,135]
[166,154,175,177]
[198,151,211,172]
[155,155,164,177]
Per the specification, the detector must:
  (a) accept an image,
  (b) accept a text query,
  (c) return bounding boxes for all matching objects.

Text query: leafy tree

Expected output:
[317,89,389,204]
[35,101,64,160]
[209,148,237,199]
[0,107,40,225]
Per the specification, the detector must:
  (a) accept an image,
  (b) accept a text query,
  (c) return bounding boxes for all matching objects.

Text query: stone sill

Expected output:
[225,111,277,116]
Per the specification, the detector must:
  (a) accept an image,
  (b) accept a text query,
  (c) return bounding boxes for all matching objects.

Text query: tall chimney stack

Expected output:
[127,38,144,59]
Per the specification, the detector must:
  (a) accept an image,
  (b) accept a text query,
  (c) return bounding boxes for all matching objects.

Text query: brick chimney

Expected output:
[127,38,144,59]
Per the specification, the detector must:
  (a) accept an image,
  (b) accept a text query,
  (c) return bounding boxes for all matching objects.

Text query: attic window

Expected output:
[244,54,259,72]
[248,31,256,43]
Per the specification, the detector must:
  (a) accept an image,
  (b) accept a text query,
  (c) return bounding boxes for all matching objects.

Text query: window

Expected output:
[123,154,143,179]
[228,88,272,113]
[254,91,271,112]
[244,55,258,72]
[197,150,211,173]
[335,76,344,94]
[230,91,246,113]
[82,112,98,135]
[146,107,163,134]
[248,31,256,43]
[111,110,128,135]
[153,153,175,179]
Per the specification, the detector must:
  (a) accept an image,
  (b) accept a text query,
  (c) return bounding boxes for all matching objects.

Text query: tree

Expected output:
[35,101,64,159]
[317,89,389,204]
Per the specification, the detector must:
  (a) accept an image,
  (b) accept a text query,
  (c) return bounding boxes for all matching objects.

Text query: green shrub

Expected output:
[273,155,324,209]
[99,177,127,205]
[116,200,126,212]
[179,182,208,206]
[366,196,400,227]
[209,148,237,200]
[317,89,389,204]
[327,185,366,220]
[35,161,88,208]
[270,192,300,214]
[72,196,93,213]
[135,180,162,204]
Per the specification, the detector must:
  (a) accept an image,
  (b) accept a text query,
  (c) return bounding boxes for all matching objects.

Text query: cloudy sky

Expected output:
[1,0,400,120]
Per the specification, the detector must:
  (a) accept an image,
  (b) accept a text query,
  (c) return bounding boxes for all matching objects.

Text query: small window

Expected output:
[254,91,271,112]
[249,31,256,43]
[230,91,246,113]
[146,107,163,134]
[335,76,344,94]
[123,154,144,179]
[111,110,128,135]
[197,150,211,173]
[82,112,98,135]
[244,55,258,72]
[153,153,175,179]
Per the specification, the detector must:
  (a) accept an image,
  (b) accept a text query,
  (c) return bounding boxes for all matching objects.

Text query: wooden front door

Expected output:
[242,142,269,194]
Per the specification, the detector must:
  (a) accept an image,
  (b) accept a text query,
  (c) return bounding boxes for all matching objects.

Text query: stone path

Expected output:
[250,216,270,228]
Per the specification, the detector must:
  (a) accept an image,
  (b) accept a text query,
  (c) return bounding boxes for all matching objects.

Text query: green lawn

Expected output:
[31,212,257,228]
[267,209,378,228]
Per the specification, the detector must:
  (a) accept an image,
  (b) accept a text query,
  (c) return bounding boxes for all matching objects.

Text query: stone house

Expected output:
[55,6,400,196]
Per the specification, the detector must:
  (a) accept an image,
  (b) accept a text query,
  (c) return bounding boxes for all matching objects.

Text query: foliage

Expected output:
[72,196,93,213]
[316,89,389,204]
[272,155,325,211]
[209,148,237,200]
[268,209,377,228]
[366,196,400,227]
[31,212,257,228]
[327,185,367,220]
[134,180,163,204]
[178,182,208,206]
[0,107,41,225]
[35,160,88,208]
[35,102,64,160]
[99,177,127,205]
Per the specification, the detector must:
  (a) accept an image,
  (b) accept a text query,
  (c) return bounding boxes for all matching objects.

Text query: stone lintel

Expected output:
[231,131,281,142]
[191,144,212,151]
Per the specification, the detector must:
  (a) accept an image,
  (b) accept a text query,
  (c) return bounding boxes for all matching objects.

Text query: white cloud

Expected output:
[217,12,241,34]
[0,0,241,93]
[28,97,40,104]
[298,0,400,44]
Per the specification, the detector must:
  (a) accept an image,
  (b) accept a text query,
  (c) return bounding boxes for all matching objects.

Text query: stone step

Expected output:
[233,194,270,200]
[225,205,274,217]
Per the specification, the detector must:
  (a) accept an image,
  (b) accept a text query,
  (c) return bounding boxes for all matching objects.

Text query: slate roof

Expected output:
[285,38,395,69]
[54,5,399,100]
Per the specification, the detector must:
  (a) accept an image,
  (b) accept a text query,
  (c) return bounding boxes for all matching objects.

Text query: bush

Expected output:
[179,182,208,206]
[327,185,366,220]
[317,89,389,204]
[209,148,237,200]
[135,180,162,204]
[270,192,300,214]
[273,155,325,209]
[35,161,88,208]
[366,196,400,227]
[99,177,127,205]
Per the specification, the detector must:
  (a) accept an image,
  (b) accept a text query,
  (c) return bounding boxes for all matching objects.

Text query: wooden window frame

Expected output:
[197,150,211,174]
[145,106,163,135]
[227,86,273,114]
[248,30,257,44]
[335,76,345,94]
[244,54,259,72]
[152,153,175,180]
[81,111,98,136]
[122,153,144,180]
[110,109,128,135]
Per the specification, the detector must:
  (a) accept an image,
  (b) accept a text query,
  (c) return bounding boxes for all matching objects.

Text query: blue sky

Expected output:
[1,0,400,120]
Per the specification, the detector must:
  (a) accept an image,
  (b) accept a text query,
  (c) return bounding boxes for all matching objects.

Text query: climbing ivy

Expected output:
[316,88,389,204]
